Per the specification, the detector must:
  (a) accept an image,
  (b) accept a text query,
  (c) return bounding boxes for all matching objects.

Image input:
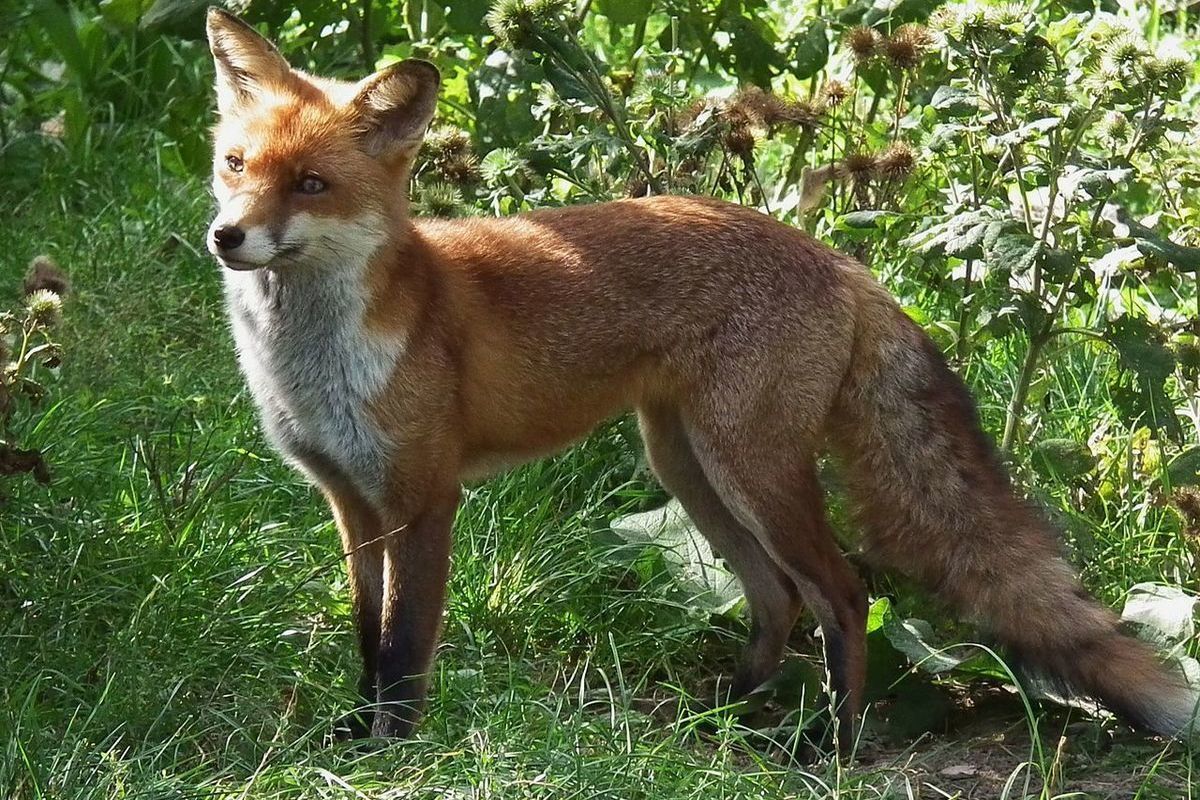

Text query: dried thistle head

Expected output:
[25,290,63,328]
[732,88,822,130]
[843,151,878,182]
[1010,39,1052,83]
[23,256,70,298]
[884,24,932,71]
[876,141,916,180]
[770,99,822,129]
[1175,340,1200,379]
[722,123,758,161]
[844,26,880,64]
[725,86,778,128]
[423,126,471,161]
[820,80,850,109]
[1173,489,1200,558]
[422,127,481,186]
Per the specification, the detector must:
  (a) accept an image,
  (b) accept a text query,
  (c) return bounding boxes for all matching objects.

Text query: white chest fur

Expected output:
[224,262,402,500]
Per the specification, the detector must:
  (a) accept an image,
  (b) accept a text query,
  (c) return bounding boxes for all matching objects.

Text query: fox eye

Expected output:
[298,174,327,195]
[225,154,244,173]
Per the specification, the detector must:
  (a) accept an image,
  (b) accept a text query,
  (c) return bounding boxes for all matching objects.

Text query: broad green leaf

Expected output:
[99,0,153,29]
[446,0,492,34]
[140,0,206,31]
[31,1,92,81]
[835,210,898,230]
[594,0,653,26]
[1166,447,1200,487]
[984,230,1041,276]
[728,12,782,85]
[930,85,977,118]
[882,616,974,674]
[994,116,1062,146]
[610,499,743,616]
[789,18,828,80]
[541,57,593,102]
[1106,315,1182,441]
[1106,316,1175,388]
[1106,205,1200,271]
[1033,438,1096,479]
[1121,583,1197,649]
[904,208,1005,261]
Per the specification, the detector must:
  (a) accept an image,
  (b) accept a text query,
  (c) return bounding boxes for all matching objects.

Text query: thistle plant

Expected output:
[2,256,70,485]
[486,0,661,193]
[904,8,1199,451]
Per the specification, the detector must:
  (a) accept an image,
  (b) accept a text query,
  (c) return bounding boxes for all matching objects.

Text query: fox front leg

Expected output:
[372,490,460,738]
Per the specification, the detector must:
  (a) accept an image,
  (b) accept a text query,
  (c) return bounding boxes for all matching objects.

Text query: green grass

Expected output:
[1,129,1197,799]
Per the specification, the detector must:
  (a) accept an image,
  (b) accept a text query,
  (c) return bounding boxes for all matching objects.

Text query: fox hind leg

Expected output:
[638,404,803,705]
[683,411,868,753]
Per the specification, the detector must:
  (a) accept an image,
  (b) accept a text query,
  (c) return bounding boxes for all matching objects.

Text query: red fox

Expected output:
[204,8,1197,748]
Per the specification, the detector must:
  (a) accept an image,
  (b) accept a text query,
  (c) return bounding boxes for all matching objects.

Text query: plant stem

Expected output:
[361,0,375,72]
[1001,332,1047,453]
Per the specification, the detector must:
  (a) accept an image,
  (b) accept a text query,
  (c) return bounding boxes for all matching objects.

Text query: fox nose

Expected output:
[213,225,245,251]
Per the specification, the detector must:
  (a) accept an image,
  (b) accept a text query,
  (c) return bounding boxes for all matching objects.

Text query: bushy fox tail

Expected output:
[829,284,1199,738]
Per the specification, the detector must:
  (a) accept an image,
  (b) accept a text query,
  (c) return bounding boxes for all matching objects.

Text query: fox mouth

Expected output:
[218,243,305,271]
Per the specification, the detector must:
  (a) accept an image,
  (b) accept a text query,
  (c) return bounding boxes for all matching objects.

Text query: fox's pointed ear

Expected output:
[353,60,440,157]
[206,7,290,113]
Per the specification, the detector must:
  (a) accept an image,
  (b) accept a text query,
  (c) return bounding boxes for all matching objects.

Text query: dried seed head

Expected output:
[844,26,880,64]
[843,151,878,181]
[722,124,758,160]
[820,80,850,108]
[423,126,471,160]
[876,141,916,179]
[23,256,70,298]
[443,152,482,186]
[25,290,63,327]
[1176,341,1200,375]
[624,175,649,198]
[884,24,932,71]
[727,87,819,128]
[773,99,822,129]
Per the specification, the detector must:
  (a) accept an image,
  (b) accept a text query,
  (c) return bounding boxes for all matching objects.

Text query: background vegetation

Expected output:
[3,0,1200,796]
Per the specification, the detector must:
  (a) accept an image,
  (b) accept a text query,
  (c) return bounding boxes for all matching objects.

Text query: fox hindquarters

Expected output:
[204,9,1199,748]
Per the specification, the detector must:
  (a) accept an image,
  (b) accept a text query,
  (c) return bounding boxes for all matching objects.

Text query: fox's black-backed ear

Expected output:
[206,7,290,114]
[353,59,441,157]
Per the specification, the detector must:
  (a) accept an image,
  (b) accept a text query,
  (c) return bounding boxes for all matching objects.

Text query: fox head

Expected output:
[204,9,439,271]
